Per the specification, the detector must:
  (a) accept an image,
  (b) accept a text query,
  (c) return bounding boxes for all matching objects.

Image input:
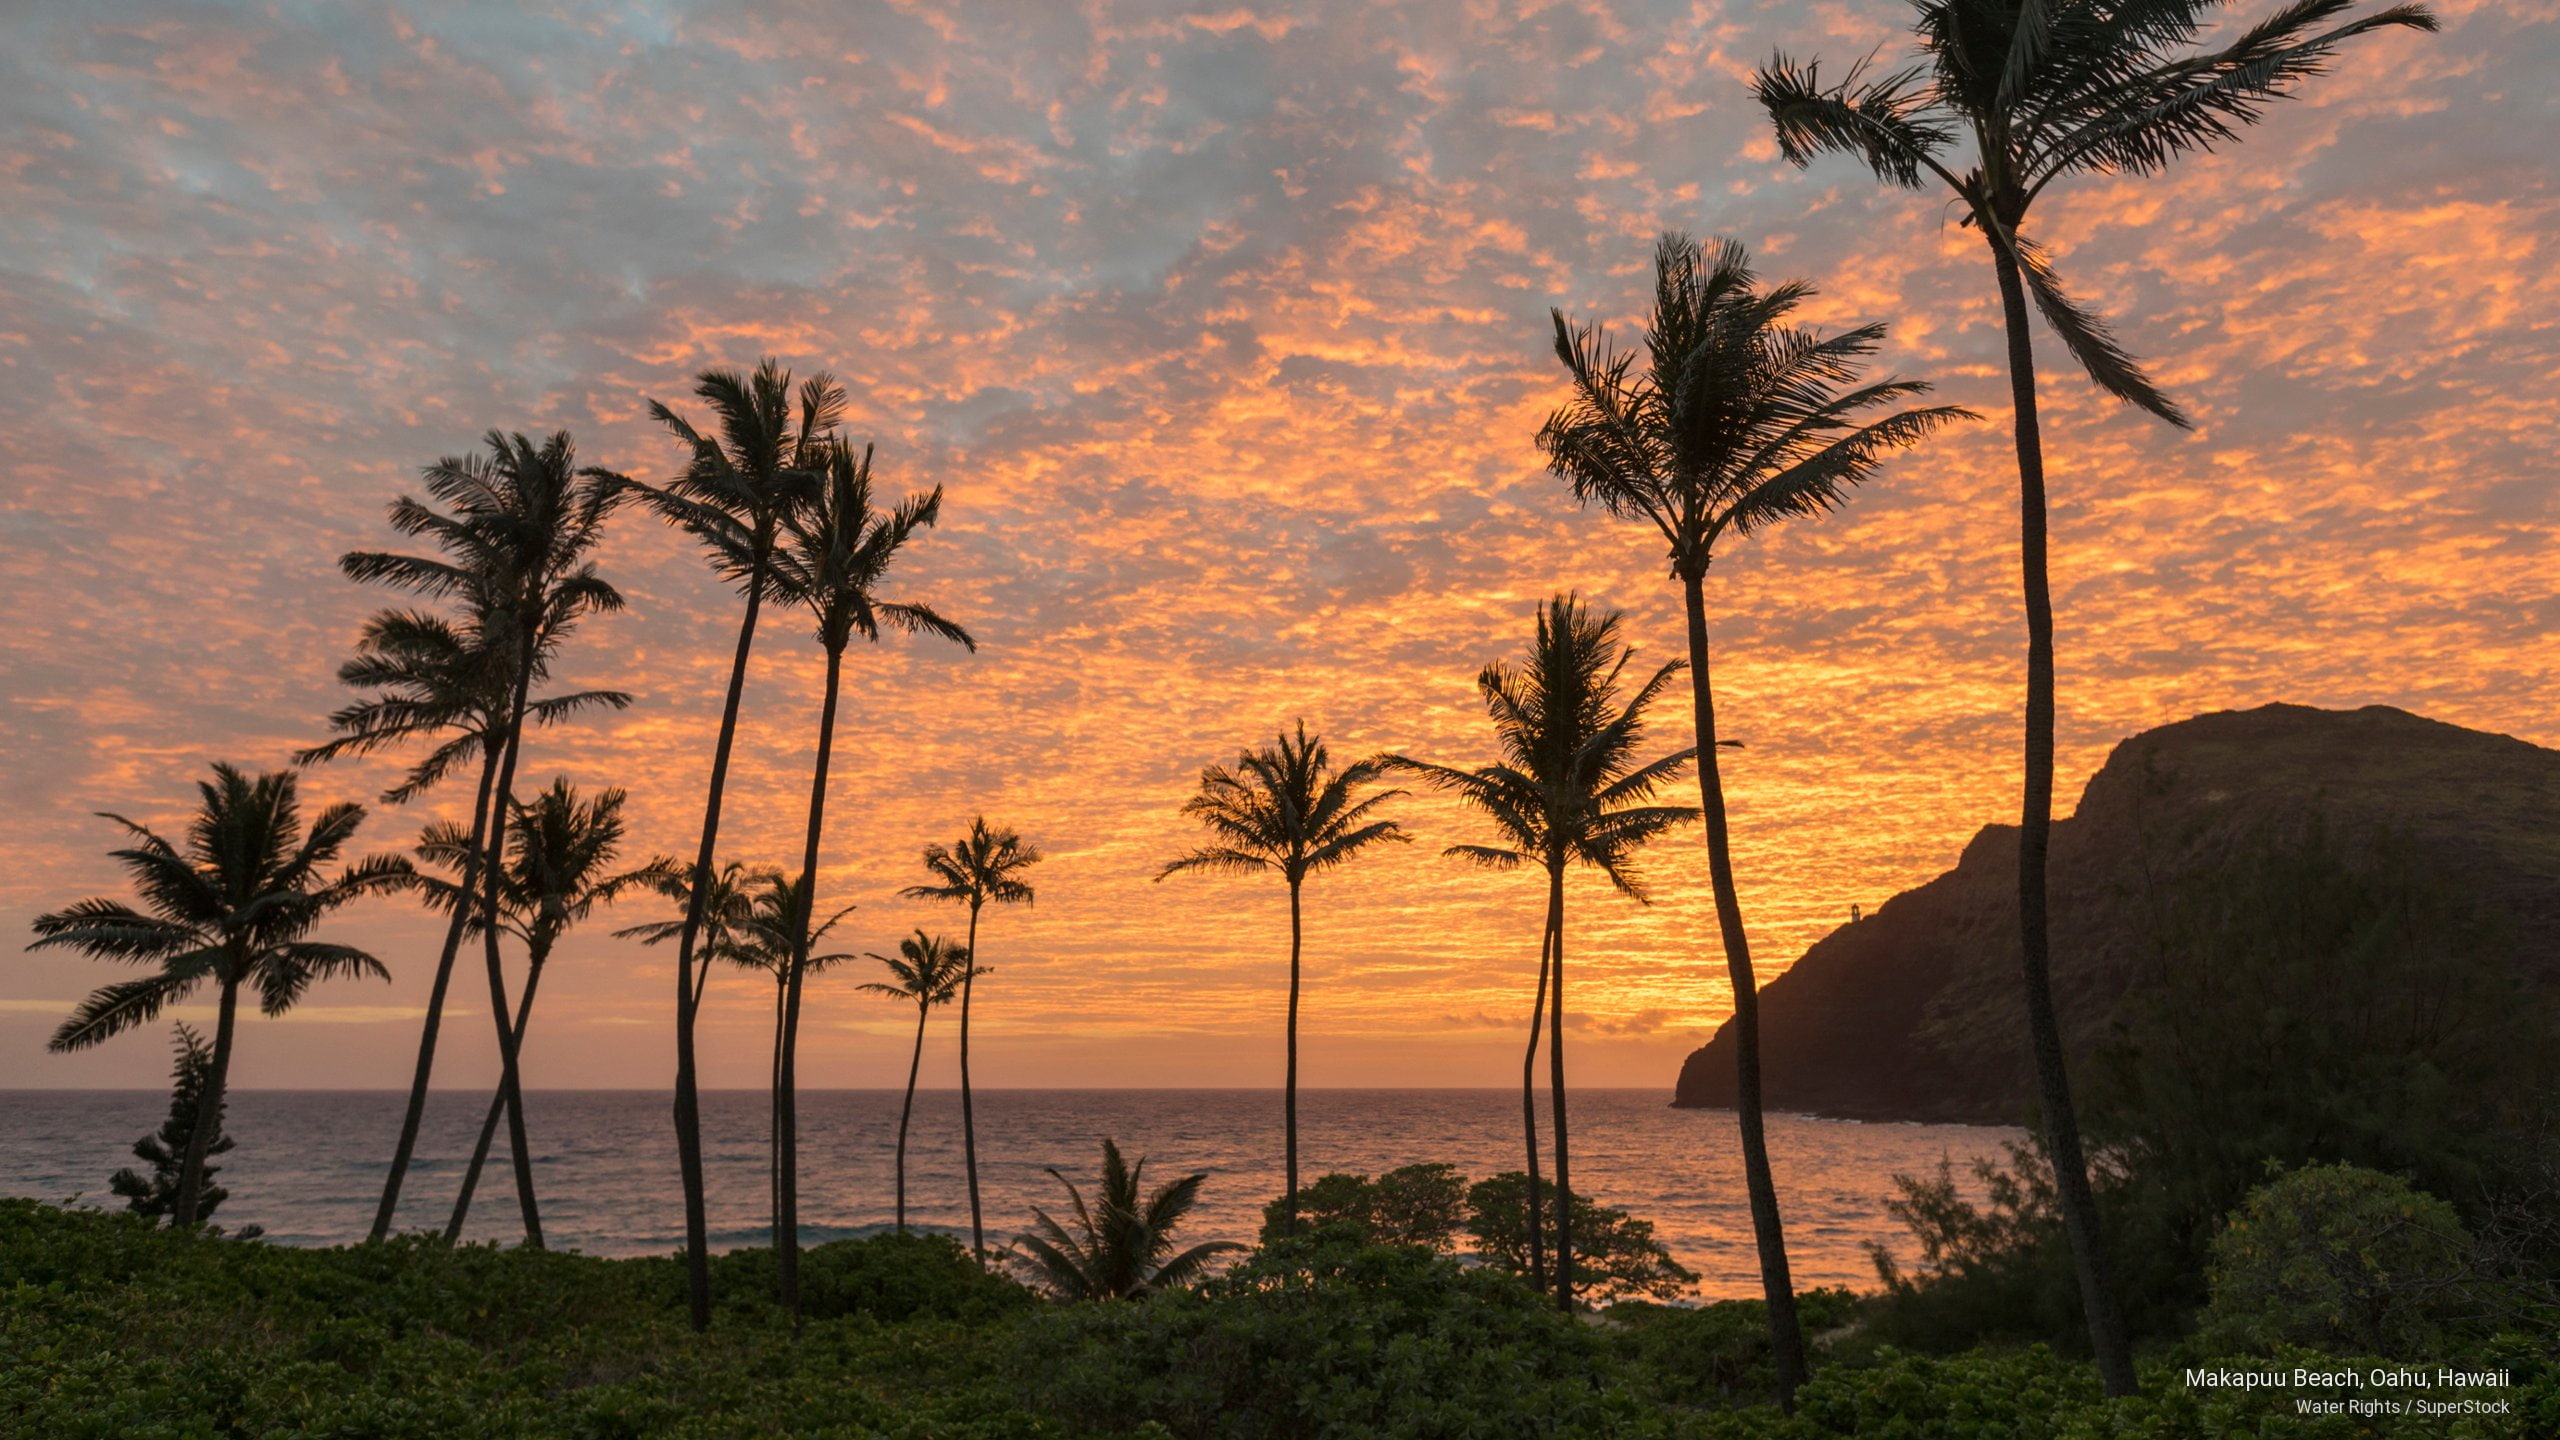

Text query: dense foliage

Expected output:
[2201,1164,2477,1357]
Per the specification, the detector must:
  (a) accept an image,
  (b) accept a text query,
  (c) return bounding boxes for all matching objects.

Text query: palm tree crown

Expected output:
[627,360,844,591]
[1155,722,1409,887]
[1014,1138,1244,1301]
[769,439,976,659]
[1540,234,1972,582]
[904,817,1043,914]
[858,930,980,1011]
[399,779,672,958]
[618,860,780,978]
[32,765,402,1050]
[723,871,860,988]
[1752,0,2437,426]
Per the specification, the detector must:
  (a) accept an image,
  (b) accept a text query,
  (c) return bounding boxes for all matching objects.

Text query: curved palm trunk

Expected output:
[895,1004,928,1233]
[1545,865,1572,1311]
[1521,911,1554,1295]
[1283,878,1303,1236]
[1680,575,1807,1406]
[770,976,786,1244]
[776,642,845,1319]
[481,654,542,1249]
[171,969,241,1227]
[1990,243,2137,1398]
[369,745,503,1243]
[959,900,985,1259]
[673,547,771,1331]
[445,945,550,1242]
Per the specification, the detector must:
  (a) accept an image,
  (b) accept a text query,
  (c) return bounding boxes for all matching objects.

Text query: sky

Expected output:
[3,0,2554,1094]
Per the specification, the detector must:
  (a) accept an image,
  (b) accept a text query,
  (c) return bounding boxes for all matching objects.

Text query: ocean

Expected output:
[0,1088,2021,1299]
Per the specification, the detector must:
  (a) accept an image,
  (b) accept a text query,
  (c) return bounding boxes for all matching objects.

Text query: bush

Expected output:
[1259,1162,1466,1250]
[709,1231,1036,1323]
[1466,1171,1698,1304]
[1608,1288,1861,1407]
[2201,1163,2475,1356]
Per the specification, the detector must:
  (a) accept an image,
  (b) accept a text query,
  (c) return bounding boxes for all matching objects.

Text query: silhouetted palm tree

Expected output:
[306,607,626,1244]
[761,438,973,1317]
[1749,3,2434,1395]
[30,764,402,1226]
[904,817,1042,1260]
[1386,595,1696,1310]
[626,358,840,1329]
[340,429,625,1250]
[857,931,979,1234]
[393,779,671,1240]
[722,871,856,1241]
[1013,1138,1243,1301]
[1542,234,1967,1398]
[1156,723,1407,1236]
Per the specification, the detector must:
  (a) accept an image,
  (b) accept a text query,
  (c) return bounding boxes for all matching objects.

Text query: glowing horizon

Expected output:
[4,0,2554,1094]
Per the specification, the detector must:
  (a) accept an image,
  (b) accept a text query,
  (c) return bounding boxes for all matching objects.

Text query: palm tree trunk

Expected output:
[896,1005,927,1233]
[776,641,845,1320]
[369,743,503,1243]
[445,947,549,1243]
[1283,877,1303,1236]
[1521,910,1554,1295]
[481,646,542,1249]
[171,969,241,1227]
[1990,242,2137,1398]
[673,541,771,1331]
[770,976,785,1246]
[1545,864,1572,1311]
[959,900,984,1260]
[1680,573,1807,1406]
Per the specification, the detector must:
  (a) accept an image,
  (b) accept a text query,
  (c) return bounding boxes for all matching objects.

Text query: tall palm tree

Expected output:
[1155,724,1407,1237]
[302,605,626,1245]
[1749,2,2433,1394]
[1013,1138,1244,1301]
[1386,595,1697,1310]
[721,871,856,1243]
[626,358,841,1328]
[393,780,671,1240]
[761,438,974,1317]
[856,931,979,1234]
[341,430,625,1250]
[30,764,402,1226]
[1541,234,1967,1400]
[903,818,1042,1261]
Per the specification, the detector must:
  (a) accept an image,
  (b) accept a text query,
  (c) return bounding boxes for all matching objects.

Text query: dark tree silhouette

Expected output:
[1387,594,1696,1310]
[109,1024,237,1224]
[1013,1138,1244,1301]
[762,438,973,1317]
[1541,234,1967,1400]
[1751,1,2434,1395]
[857,930,978,1234]
[32,765,401,1226]
[1156,723,1407,1237]
[625,358,841,1329]
[904,817,1041,1260]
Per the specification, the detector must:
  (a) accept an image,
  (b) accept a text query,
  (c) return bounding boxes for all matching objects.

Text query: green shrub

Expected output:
[1466,1171,1698,1303]
[1258,1162,1467,1250]
[1608,1287,1860,1407]
[2202,1163,2475,1356]
[710,1231,1035,1322]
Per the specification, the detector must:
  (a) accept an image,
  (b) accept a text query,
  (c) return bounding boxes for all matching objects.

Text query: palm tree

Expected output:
[903,818,1042,1261]
[720,871,856,1242]
[1541,234,1967,1399]
[301,605,627,1245]
[1749,2,2433,1394]
[1013,1138,1244,1301]
[1155,724,1407,1237]
[626,358,841,1329]
[392,779,671,1241]
[1386,595,1697,1310]
[30,764,402,1226]
[762,438,974,1317]
[856,931,979,1234]
[340,429,625,1250]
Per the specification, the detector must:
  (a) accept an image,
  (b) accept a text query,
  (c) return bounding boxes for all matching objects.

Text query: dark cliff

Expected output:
[1673,703,2560,1123]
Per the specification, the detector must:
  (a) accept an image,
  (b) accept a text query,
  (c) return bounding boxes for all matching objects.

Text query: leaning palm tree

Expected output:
[1541,234,1968,1399]
[1749,2,2434,1395]
[1155,723,1407,1237]
[718,871,856,1242]
[30,764,403,1226]
[339,429,626,1250]
[903,818,1042,1261]
[1386,595,1697,1310]
[392,779,672,1240]
[761,438,974,1317]
[301,604,627,1245]
[1013,1138,1244,1301]
[626,358,841,1328]
[856,931,979,1234]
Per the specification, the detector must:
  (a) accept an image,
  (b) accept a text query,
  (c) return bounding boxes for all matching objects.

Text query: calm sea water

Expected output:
[0,1089,2020,1299]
